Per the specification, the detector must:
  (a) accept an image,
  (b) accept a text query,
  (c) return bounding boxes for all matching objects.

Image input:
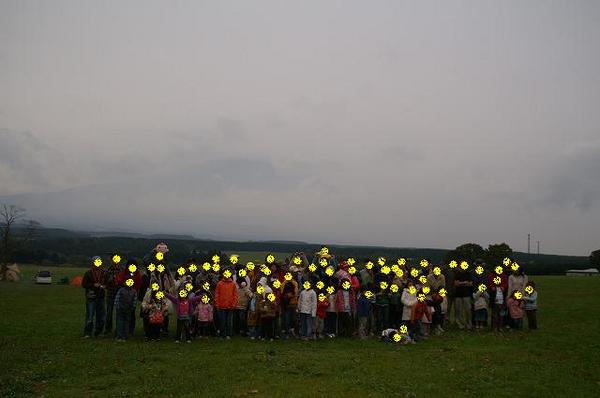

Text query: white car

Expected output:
[35,270,52,285]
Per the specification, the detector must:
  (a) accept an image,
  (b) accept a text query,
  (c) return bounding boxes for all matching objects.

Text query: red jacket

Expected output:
[215,279,239,309]
[317,298,329,318]
[335,289,356,313]
[116,270,143,292]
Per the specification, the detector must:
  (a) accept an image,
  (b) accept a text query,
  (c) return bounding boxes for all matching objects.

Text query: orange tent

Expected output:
[70,275,83,286]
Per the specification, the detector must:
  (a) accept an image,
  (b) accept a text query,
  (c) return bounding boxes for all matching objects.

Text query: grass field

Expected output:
[1,265,599,397]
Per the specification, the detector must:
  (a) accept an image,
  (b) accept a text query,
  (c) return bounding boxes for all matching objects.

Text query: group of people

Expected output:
[81,244,538,344]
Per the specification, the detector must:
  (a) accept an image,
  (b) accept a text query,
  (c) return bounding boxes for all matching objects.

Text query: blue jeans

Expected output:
[116,311,130,340]
[104,294,116,333]
[300,313,313,338]
[218,309,234,337]
[84,297,106,337]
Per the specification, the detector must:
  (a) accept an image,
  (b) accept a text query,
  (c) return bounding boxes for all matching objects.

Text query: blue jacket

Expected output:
[357,294,371,317]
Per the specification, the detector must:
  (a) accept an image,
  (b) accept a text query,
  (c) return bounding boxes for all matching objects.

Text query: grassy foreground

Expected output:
[1,266,599,397]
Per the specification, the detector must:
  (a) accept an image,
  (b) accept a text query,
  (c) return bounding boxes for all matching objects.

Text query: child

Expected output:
[335,279,356,337]
[298,281,317,340]
[142,290,168,341]
[411,293,431,341]
[166,288,203,343]
[114,278,137,342]
[523,281,538,330]
[258,286,277,341]
[401,281,418,340]
[472,284,490,330]
[490,279,507,331]
[214,270,239,339]
[507,290,525,330]
[247,289,259,340]
[380,328,399,343]
[281,277,299,338]
[431,287,447,334]
[235,279,252,336]
[194,294,214,338]
[325,291,337,338]
[315,293,329,339]
[357,289,372,339]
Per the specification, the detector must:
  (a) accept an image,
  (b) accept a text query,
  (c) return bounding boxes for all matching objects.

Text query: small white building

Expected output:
[566,268,599,277]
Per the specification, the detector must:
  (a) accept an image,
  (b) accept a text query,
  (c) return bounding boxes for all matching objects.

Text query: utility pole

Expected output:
[527,233,531,254]
[537,241,540,255]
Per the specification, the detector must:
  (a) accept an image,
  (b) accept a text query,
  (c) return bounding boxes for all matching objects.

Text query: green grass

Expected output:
[1,266,599,397]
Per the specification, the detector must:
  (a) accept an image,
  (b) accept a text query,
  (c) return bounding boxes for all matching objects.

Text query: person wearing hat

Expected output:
[82,256,107,338]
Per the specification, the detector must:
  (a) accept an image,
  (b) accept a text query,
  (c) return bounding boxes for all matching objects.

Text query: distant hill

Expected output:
[8,226,591,274]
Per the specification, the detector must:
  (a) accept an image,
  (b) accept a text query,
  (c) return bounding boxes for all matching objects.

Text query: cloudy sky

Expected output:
[1,1,599,255]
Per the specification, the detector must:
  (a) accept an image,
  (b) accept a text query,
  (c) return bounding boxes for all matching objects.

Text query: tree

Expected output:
[0,204,39,280]
[485,243,513,267]
[444,243,485,264]
[590,249,600,268]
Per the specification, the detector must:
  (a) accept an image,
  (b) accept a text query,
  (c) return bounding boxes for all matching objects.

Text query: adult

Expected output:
[116,259,143,334]
[453,267,473,330]
[508,267,528,297]
[82,256,107,338]
[214,268,238,339]
[103,254,124,335]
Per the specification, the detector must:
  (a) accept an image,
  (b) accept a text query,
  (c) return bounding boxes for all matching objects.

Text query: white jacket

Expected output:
[401,289,417,321]
[298,289,317,317]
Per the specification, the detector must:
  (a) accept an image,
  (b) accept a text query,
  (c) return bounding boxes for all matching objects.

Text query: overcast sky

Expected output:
[1,1,599,256]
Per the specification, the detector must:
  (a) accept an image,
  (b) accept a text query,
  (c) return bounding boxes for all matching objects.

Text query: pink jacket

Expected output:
[507,297,524,319]
[194,303,214,322]
[335,289,356,313]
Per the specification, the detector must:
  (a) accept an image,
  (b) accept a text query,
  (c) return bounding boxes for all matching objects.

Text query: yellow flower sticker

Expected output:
[188,263,197,273]
[284,272,292,281]
[229,254,239,265]
[212,254,220,264]
[514,291,523,299]
[495,266,503,275]
[408,286,417,295]
[395,269,404,278]
[342,280,351,290]
[272,279,281,289]
[410,268,419,278]
[525,285,534,295]
[202,262,211,271]
[449,260,457,269]
[155,291,165,300]
[391,264,399,273]
[303,281,311,290]
[399,325,408,334]
[397,258,407,266]
[419,275,427,284]
[422,286,431,294]
[493,276,501,285]
[156,252,164,261]
[365,290,374,299]
[320,247,329,256]
[238,268,247,278]
[365,261,374,270]
[325,267,334,277]
[256,285,265,294]
[390,284,399,293]
[347,258,356,266]
[348,266,356,275]
[316,280,325,290]
[503,257,511,266]
[125,278,134,287]
[511,262,520,271]
[177,267,186,276]
[475,265,484,275]
[433,267,441,276]
[417,293,426,302]
[94,258,103,267]
[439,288,447,297]
[478,283,487,292]
[266,254,275,264]
[326,286,335,295]
[319,258,328,267]
[147,263,156,273]
[151,282,160,291]
[157,264,165,273]
[381,265,391,275]
[460,261,469,270]
[202,282,210,291]
[246,262,255,271]
[201,295,210,304]
[378,257,386,266]
[379,281,388,290]
[267,292,276,302]
[212,263,220,273]
[185,282,193,292]
[393,333,402,343]
[261,265,271,276]
[223,269,232,279]
[420,259,429,268]
[178,289,187,298]
[318,293,327,302]
[293,256,302,265]
[308,263,317,272]
[112,255,121,264]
